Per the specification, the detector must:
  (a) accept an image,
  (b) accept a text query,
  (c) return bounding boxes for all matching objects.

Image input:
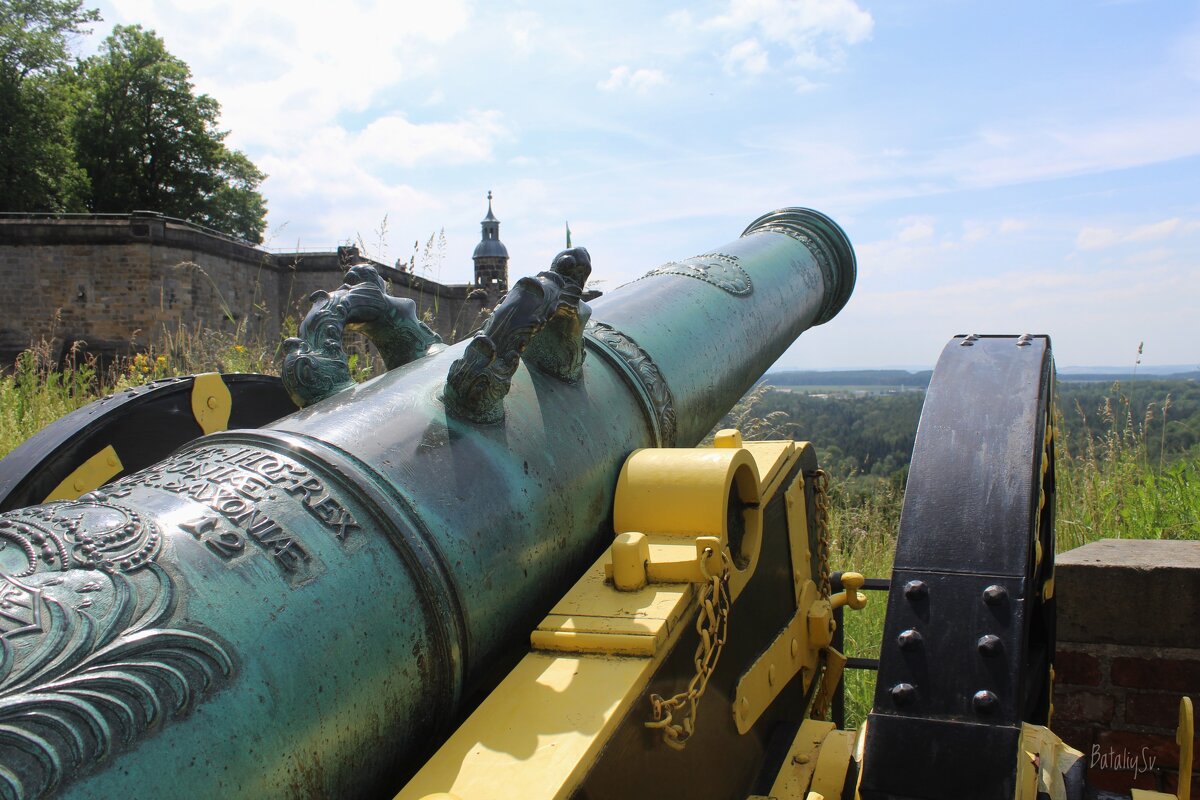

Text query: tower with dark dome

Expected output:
[472,191,509,292]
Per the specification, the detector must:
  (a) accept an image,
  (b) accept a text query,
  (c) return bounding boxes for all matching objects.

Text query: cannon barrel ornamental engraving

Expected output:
[0,208,854,799]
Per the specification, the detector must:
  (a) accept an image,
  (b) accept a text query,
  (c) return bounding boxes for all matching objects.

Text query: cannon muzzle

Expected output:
[0,208,854,799]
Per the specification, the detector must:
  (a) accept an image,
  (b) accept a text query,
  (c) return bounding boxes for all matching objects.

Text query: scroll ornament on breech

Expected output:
[443,247,593,423]
[0,495,233,800]
[282,264,443,408]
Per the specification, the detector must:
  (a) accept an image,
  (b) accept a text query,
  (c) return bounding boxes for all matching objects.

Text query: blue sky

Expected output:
[83,0,1199,369]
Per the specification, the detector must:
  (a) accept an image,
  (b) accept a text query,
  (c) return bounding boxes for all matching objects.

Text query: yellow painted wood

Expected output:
[784,473,811,604]
[538,613,666,638]
[544,552,694,633]
[44,444,123,502]
[529,629,662,656]
[535,546,696,656]
[765,719,836,799]
[743,440,797,500]
[809,730,855,798]
[397,653,658,800]
[191,372,232,435]
[1178,696,1194,800]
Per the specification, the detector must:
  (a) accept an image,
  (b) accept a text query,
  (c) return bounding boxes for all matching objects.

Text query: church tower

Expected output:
[472,191,509,292]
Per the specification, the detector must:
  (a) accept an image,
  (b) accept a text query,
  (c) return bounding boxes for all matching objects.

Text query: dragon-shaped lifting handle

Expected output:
[443,247,592,423]
[282,264,443,408]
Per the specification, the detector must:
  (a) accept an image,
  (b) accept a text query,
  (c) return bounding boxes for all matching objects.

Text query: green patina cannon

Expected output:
[0,208,855,799]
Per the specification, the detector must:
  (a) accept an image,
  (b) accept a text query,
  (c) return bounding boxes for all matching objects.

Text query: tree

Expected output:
[0,0,99,212]
[74,25,267,242]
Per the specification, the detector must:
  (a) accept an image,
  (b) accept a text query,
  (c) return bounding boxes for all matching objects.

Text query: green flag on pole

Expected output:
[566,221,572,248]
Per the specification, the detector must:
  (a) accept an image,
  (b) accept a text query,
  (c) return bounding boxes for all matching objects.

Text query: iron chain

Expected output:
[645,547,731,751]
[812,468,832,599]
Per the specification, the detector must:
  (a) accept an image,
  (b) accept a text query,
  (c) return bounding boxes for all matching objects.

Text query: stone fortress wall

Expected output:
[0,211,494,366]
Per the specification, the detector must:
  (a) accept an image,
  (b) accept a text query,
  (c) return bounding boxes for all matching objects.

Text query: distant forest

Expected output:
[767,369,1200,388]
[738,377,1200,492]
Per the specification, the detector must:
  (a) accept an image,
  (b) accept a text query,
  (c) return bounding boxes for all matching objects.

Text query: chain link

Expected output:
[645,547,731,751]
[811,468,832,599]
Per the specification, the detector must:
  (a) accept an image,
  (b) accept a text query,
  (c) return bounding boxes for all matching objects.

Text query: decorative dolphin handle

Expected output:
[281,264,442,407]
[443,247,592,423]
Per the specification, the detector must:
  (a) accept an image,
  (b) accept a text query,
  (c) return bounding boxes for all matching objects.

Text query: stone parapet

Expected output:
[1053,539,1200,797]
[0,213,489,365]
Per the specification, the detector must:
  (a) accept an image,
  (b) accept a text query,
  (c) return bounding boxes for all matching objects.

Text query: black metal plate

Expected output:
[859,334,1056,800]
[860,715,1021,800]
[0,373,297,511]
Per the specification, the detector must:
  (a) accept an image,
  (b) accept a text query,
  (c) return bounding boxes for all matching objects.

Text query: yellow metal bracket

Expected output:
[44,444,123,503]
[729,439,871,734]
[1131,697,1193,800]
[733,579,823,734]
[191,372,232,435]
[810,647,848,721]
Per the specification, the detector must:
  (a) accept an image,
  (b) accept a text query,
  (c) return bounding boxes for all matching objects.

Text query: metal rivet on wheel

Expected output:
[891,683,916,706]
[972,690,999,713]
[904,580,928,601]
[977,634,1002,656]
[982,584,1007,605]
[898,629,923,650]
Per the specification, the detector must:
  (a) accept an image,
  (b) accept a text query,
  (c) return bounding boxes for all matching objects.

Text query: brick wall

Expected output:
[1054,539,1200,797]
[0,213,490,366]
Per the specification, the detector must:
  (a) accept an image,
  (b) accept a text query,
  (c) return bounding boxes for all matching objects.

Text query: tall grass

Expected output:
[0,323,284,459]
[0,341,99,456]
[1057,388,1199,550]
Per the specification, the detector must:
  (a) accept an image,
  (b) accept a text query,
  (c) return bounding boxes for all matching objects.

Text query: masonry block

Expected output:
[1053,688,1116,726]
[1057,539,1200,649]
[1055,646,1103,687]
[1112,656,1200,693]
[1124,691,1200,729]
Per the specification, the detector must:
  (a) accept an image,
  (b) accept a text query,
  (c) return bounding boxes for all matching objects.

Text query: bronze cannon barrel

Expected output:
[0,208,854,799]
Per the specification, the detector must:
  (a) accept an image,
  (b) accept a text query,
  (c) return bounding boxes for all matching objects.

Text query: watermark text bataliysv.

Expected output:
[1091,744,1158,780]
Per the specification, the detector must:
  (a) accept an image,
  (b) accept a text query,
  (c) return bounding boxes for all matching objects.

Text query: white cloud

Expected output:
[701,0,873,71]
[1127,217,1181,242]
[355,111,509,167]
[790,75,823,93]
[1076,217,1192,251]
[597,66,668,94]
[724,38,770,76]
[505,10,542,57]
[940,116,1200,190]
[105,0,472,151]
[898,218,935,242]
